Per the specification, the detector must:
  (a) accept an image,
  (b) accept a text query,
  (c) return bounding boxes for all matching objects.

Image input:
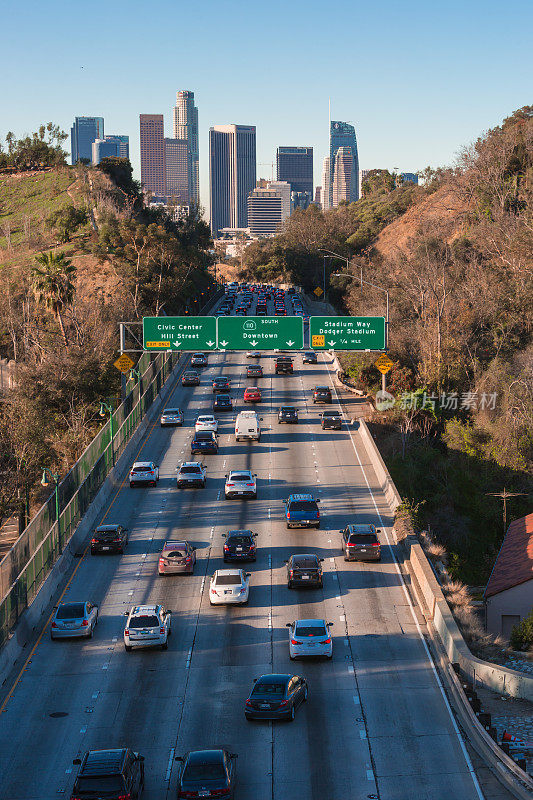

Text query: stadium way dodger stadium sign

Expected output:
[309,316,386,351]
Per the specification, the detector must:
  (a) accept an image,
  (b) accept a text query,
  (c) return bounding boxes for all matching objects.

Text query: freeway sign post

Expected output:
[217,316,303,350]
[309,316,386,351]
[143,316,217,351]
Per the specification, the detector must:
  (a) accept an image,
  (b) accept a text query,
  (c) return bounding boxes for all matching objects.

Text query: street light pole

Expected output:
[41,467,61,555]
[99,401,115,467]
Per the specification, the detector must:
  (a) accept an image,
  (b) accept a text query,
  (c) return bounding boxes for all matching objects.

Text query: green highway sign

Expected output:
[143,316,217,351]
[310,316,386,351]
[217,316,303,350]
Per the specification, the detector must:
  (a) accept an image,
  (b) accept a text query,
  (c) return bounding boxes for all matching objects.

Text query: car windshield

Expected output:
[132,465,151,472]
[230,474,251,482]
[349,533,377,544]
[293,557,318,568]
[197,417,213,422]
[323,410,340,416]
[164,550,186,558]
[295,625,327,637]
[227,535,253,545]
[315,387,329,393]
[77,776,124,792]
[57,603,85,619]
[183,763,225,781]
[217,396,230,402]
[281,407,296,413]
[164,409,181,414]
[195,433,214,441]
[252,682,285,696]
[290,501,318,513]
[215,575,242,585]
[184,373,197,378]
[95,529,118,538]
[181,466,201,474]
[129,615,159,628]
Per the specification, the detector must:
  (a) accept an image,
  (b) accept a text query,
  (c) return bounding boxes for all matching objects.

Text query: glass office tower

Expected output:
[329,121,359,206]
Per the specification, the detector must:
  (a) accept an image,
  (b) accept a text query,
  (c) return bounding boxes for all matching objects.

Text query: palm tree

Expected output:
[31,251,76,345]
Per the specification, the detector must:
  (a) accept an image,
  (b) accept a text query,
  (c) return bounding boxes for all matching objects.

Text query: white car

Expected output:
[209,569,250,605]
[224,469,257,499]
[123,604,171,651]
[129,461,159,487]
[246,351,262,359]
[177,461,207,488]
[195,414,218,433]
[287,619,333,660]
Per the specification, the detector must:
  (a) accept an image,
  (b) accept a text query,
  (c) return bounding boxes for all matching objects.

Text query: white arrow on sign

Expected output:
[328,340,335,346]
[206,340,215,347]
[250,340,258,347]
[286,340,294,347]
[219,340,228,347]
[173,341,182,348]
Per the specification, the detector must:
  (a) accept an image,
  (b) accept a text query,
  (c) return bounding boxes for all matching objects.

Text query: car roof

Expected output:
[132,461,153,467]
[82,749,126,774]
[197,414,215,419]
[163,408,181,412]
[294,618,326,626]
[186,749,225,764]
[131,604,160,615]
[215,568,244,576]
[181,461,202,467]
[96,524,120,531]
[288,493,314,501]
[347,523,376,531]
[314,385,330,390]
[163,540,188,548]
[292,554,319,563]
[227,529,253,537]
[256,674,292,683]
[229,469,252,476]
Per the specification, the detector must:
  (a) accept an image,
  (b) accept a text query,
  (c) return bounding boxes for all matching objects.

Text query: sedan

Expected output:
[223,530,258,562]
[182,370,200,386]
[158,539,196,575]
[246,351,261,359]
[245,674,308,721]
[244,386,261,403]
[224,470,257,499]
[302,351,317,364]
[177,461,207,488]
[209,569,250,605]
[175,749,237,800]
[191,352,207,367]
[160,407,183,427]
[191,431,218,454]
[91,524,128,554]
[129,461,159,487]
[287,619,333,660]
[213,393,232,412]
[51,601,98,639]
[278,406,298,424]
[195,414,218,432]
[246,364,263,378]
[286,554,324,588]
[213,377,231,393]
[313,385,332,403]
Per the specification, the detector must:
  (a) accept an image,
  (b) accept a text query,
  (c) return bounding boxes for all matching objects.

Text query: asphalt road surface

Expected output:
[0,292,485,800]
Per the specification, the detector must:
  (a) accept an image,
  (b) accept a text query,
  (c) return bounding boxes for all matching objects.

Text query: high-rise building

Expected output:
[400,172,419,185]
[321,157,331,211]
[71,116,104,164]
[173,90,199,204]
[140,114,166,196]
[314,186,322,207]
[332,146,354,207]
[276,146,313,208]
[329,121,359,205]
[209,124,256,236]
[165,138,189,201]
[91,135,129,165]
[247,181,291,237]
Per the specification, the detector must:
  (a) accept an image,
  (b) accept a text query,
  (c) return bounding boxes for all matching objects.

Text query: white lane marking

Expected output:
[65,768,72,774]
[165,748,175,782]
[112,637,117,643]
[325,360,486,800]
[344,639,349,647]
[80,727,86,733]
[366,769,374,781]
[92,692,99,699]
[339,615,345,621]
[186,647,192,669]
[200,577,205,593]
[128,591,133,596]
[329,557,334,563]
[216,490,221,500]
[102,664,108,670]
[210,529,214,540]
[268,611,272,630]
[353,694,360,705]
[359,729,367,739]
[268,508,271,519]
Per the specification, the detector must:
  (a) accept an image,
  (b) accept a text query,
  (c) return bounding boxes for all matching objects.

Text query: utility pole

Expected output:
[486,489,528,535]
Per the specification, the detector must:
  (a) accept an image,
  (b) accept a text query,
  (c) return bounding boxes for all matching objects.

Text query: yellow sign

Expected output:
[145,341,170,349]
[113,354,135,374]
[312,334,325,347]
[314,286,324,297]
[375,354,393,374]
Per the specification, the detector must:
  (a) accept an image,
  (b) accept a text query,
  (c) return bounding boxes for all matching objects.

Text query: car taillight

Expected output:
[320,638,332,645]
[124,629,129,635]
[160,627,165,634]
[246,483,254,486]
[223,545,229,551]
[210,789,228,797]
[117,794,131,800]
[239,587,246,594]
[278,699,288,706]
[113,538,121,542]
[81,620,89,627]
[287,512,291,519]
[91,538,98,544]
[210,589,217,594]
[185,557,192,563]
[291,639,299,645]
[289,570,293,577]
[372,543,380,547]
[51,621,57,628]
[159,558,165,564]
[227,483,234,487]
[245,699,252,706]
[249,545,255,551]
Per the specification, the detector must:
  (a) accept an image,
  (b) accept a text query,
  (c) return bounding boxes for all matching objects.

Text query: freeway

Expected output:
[0,289,484,799]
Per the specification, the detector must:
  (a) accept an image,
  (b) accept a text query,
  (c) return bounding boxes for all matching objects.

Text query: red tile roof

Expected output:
[484,513,533,598]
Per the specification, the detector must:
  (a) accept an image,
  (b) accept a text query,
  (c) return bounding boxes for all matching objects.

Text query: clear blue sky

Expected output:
[2,0,531,215]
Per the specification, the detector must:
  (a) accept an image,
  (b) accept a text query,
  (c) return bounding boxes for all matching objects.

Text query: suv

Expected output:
[223,529,258,562]
[341,524,381,561]
[313,385,332,403]
[275,356,294,374]
[123,604,171,651]
[191,430,218,454]
[284,493,321,528]
[182,370,200,386]
[177,461,207,488]
[278,406,298,424]
[213,376,231,393]
[129,461,159,487]
[285,553,324,588]
[302,351,317,364]
[321,409,342,429]
[71,748,144,799]
[91,524,128,554]
[191,352,207,367]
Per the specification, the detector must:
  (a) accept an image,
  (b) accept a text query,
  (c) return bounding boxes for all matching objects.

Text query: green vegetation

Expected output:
[0,124,68,171]
[510,609,533,652]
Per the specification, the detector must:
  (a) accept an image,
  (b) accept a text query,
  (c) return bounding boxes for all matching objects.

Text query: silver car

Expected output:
[287,618,333,660]
[160,407,184,427]
[129,461,159,487]
[209,569,250,605]
[224,469,257,499]
[51,601,98,639]
[177,461,206,488]
[124,604,171,651]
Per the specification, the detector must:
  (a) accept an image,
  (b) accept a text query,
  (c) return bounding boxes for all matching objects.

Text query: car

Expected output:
[129,461,159,487]
[235,307,246,316]
[256,308,266,316]
[313,385,332,403]
[223,529,258,562]
[246,351,261,358]
[224,469,257,499]
[341,523,382,561]
[286,618,333,660]
[321,409,342,429]
[160,407,183,427]
[177,461,207,488]
[213,376,231,393]
[243,386,261,403]
[195,414,218,432]
[91,524,128,554]
[123,604,171,651]
[275,356,294,374]
[245,674,308,721]
[158,539,196,575]
[51,601,98,639]
[285,554,324,588]
[302,351,317,364]
[71,749,145,800]
[182,370,200,386]
[278,406,298,424]
[246,364,263,378]
[191,352,207,367]
[191,430,218,454]
[213,393,233,412]
[209,568,250,605]
[284,493,320,528]
[175,749,237,799]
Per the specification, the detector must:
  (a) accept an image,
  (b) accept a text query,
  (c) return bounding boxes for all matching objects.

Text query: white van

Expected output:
[235,410,261,442]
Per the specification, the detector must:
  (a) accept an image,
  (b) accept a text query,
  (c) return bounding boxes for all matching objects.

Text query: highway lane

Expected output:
[0,291,484,800]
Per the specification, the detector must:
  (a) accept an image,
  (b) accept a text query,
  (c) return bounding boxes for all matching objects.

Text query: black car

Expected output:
[302,351,317,364]
[91,524,128,555]
[285,553,324,588]
[246,364,263,378]
[191,431,218,454]
[176,749,237,800]
[213,393,232,411]
[213,376,231,393]
[313,385,332,403]
[245,674,308,721]
[182,370,200,386]
[321,409,342,429]
[71,748,144,800]
[278,406,298,424]
[341,524,382,561]
[275,356,294,374]
[223,529,258,562]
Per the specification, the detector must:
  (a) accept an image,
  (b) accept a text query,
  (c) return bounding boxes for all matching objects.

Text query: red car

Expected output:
[244,387,262,403]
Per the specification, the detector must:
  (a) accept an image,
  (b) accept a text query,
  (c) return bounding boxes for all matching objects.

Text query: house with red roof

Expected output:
[484,512,533,640]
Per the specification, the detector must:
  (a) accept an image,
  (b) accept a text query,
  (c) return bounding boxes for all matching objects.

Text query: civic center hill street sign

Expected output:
[143,316,217,351]
[309,316,386,351]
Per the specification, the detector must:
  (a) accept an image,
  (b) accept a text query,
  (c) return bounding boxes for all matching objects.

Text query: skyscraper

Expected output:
[165,138,189,201]
[71,116,104,163]
[276,146,313,208]
[139,114,166,197]
[247,181,291,237]
[329,121,359,205]
[209,125,256,236]
[321,157,331,211]
[173,90,199,204]
[91,135,129,165]
[332,146,354,207]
